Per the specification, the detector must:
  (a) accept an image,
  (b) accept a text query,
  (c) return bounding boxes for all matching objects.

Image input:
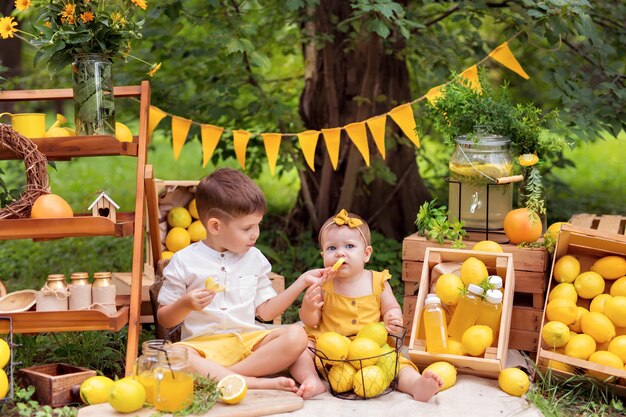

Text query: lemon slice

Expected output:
[205,277,227,292]
[331,257,345,271]
[217,374,247,405]
[518,153,539,167]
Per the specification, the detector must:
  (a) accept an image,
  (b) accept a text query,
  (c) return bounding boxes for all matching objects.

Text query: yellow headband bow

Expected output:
[333,209,363,228]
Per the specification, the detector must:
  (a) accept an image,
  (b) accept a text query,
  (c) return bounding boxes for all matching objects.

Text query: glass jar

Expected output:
[92,271,116,314]
[152,347,194,412]
[92,272,112,287]
[69,272,92,310]
[134,339,173,405]
[45,274,67,290]
[448,133,513,230]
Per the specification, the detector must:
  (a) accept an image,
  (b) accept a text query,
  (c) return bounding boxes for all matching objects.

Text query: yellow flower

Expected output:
[14,0,31,11]
[0,16,18,39]
[44,21,51,28]
[80,12,94,23]
[147,62,161,77]
[59,3,76,25]
[131,0,147,11]
[111,12,126,27]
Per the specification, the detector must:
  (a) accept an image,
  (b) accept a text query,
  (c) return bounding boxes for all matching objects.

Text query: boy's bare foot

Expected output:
[295,376,326,399]
[245,375,298,393]
[409,370,443,402]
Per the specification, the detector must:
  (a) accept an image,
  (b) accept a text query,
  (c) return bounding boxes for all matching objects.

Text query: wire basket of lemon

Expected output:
[0,317,16,403]
[309,323,405,400]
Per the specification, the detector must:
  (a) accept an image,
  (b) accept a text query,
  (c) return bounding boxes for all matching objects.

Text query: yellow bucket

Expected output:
[0,112,47,138]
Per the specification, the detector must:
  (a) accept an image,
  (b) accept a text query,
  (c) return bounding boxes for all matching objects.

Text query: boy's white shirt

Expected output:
[158,241,277,340]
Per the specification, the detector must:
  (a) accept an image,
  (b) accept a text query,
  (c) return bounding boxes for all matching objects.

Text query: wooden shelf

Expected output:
[0,136,138,160]
[0,306,129,333]
[0,212,135,240]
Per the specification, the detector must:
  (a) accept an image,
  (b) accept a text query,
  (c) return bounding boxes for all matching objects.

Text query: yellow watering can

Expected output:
[0,112,47,138]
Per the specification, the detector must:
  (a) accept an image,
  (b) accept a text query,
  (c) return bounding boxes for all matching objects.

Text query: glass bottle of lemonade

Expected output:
[447,284,484,341]
[488,275,503,290]
[153,347,195,413]
[134,339,172,405]
[476,289,503,346]
[423,295,448,354]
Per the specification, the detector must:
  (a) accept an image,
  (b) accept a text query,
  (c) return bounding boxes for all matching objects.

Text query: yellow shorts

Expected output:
[176,329,275,367]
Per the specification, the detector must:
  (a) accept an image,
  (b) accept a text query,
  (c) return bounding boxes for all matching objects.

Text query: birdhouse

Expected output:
[88,192,120,223]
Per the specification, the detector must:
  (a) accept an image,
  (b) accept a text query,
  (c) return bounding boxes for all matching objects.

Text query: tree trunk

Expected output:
[296,1,431,240]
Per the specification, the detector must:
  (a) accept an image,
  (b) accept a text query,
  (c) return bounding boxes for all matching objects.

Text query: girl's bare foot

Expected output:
[245,375,298,393]
[409,370,443,402]
[295,376,326,399]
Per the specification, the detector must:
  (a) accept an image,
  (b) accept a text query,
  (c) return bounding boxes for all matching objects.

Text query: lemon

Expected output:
[471,240,503,253]
[45,126,71,137]
[115,122,133,142]
[548,283,578,304]
[608,335,626,363]
[545,222,570,240]
[80,375,115,405]
[545,298,578,325]
[167,207,193,228]
[569,306,589,333]
[352,365,386,398]
[0,369,7,399]
[604,296,626,327]
[435,273,464,305]
[205,277,226,292]
[581,312,616,343]
[356,322,388,347]
[423,361,457,391]
[0,339,9,368]
[376,344,398,385]
[165,227,191,252]
[188,198,199,219]
[328,363,357,393]
[610,277,626,297]
[348,338,381,369]
[498,368,530,396]
[547,360,574,373]
[460,257,488,287]
[161,251,174,260]
[574,271,605,299]
[461,325,493,356]
[553,255,580,283]
[586,351,624,381]
[589,294,613,313]
[187,220,207,242]
[445,338,465,356]
[317,332,351,365]
[564,333,596,360]
[590,256,626,280]
[108,377,146,413]
[541,321,571,348]
[314,356,329,376]
[218,374,248,405]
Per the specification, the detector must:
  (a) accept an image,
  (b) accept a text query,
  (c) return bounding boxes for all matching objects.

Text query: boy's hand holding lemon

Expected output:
[205,277,227,292]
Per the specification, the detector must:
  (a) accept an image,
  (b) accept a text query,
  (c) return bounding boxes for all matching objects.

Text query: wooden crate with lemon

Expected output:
[408,247,515,379]
[536,224,626,395]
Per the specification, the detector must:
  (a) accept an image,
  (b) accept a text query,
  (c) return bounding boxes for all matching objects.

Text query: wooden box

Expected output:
[408,248,515,379]
[536,224,626,394]
[402,233,547,350]
[19,363,96,407]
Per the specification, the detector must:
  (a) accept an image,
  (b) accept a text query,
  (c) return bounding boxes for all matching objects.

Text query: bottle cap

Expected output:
[467,284,484,295]
[488,275,503,289]
[424,295,441,306]
[485,289,503,304]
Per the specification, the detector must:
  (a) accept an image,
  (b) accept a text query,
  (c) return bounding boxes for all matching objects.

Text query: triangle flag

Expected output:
[424,85,444,105]
[488,41,529,79]
[344,122,370,166]
[388,103,420,148]
[200,124,224,168]
[171,116,192,160]
[460,65,482,93]
[261,133,282,175]
[366,115,387,159]
[297,130,320,172]
[233,130,252,170]
[321,128,342,170]
[148,106,167,141]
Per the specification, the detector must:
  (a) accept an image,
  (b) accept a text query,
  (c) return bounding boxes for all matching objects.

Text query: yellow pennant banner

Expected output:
[388,104,420,148]
[200,124,224,168]
[321,128,342,170]
[460,65,482,93]
[344,122,370,166]
[489,41,529,79]
[424,85,444,105]
[297,130,320,172]
[233,130,251,170]
[366,115,387,159]
[172,116,192,160]
[148,106,167,140]
[261,133,282,175]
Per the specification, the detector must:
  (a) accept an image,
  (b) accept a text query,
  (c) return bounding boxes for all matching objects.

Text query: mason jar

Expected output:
[151,347,194,412]
[134,339,173,405]
[69,272,92,310]
[448,133,513,230]
[91,272,116,314]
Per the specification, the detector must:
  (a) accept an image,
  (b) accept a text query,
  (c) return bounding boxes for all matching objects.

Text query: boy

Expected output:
[158,168,326,395]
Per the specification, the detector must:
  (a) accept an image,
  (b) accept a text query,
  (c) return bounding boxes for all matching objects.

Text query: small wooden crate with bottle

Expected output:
[408,248,515,379]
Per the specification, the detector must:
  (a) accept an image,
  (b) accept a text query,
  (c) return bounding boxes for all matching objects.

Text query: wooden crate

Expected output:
[408,248,515,379]
[19,363,96,407]
[536,224,626,395]
[401,233,547,350]
[569,213,626,236]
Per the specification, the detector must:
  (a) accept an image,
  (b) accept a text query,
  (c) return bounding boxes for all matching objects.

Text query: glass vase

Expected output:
[71,54,115,136]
